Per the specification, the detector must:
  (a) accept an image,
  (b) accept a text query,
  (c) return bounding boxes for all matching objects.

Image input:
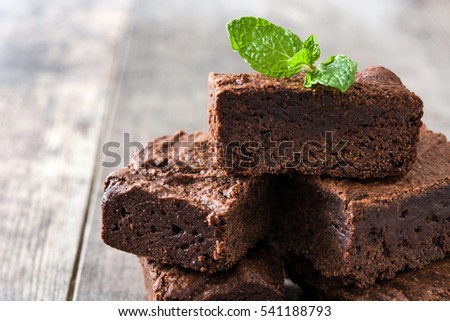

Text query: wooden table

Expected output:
[1,0,449,300]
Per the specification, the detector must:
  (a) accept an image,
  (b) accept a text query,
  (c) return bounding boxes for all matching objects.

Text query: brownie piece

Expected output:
[139,243,284,301]
[102,131,271,273]
[286,255,450,301]
[208,66,423,179]
[274,128,450,287]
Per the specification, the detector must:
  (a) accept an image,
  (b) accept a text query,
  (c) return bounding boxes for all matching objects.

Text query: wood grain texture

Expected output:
[75,0,450,300]
[0,0,131,300]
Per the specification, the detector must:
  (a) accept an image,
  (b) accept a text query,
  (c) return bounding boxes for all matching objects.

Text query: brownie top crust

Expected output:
[210,66,406,93]
[104,131,245,213]
[315,127,450,202]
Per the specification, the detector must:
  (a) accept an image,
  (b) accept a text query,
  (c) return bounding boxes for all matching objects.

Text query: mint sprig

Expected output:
[227,17,303,78]
[304,55,357,92]
[227,17,357,92]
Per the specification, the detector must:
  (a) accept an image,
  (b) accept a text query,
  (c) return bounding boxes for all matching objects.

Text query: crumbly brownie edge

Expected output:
[212,175,273,267]
[139,243,285,301]
[102,179,222,271]
[345,182,450,284]
[286,255,450,301]
[102,170,272,273]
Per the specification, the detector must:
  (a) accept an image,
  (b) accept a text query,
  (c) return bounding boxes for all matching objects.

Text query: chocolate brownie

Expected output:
[102,131,271,272]
[274,128,450,287]
[208,66,423,179]
[286,255,450,301]
[140,243,284,301]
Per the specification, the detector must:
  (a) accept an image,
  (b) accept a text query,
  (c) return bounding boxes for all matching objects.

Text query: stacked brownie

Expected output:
[277,128,450,300]
[102,131,283,299]
[102,66,449,300]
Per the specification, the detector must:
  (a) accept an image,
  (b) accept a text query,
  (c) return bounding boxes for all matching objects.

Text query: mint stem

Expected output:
[301,65,315,72]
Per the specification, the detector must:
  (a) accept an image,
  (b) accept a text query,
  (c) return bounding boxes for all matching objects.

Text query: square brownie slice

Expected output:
[275,128,449,287]
[139,243,284,301]
[102,131,271,273]
[286,255,450,301]
[208,66,423,179]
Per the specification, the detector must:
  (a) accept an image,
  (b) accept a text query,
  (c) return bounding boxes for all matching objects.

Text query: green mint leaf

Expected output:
[227,17,304,78]
[303,35,321,62]
[304,54,357,92]
[288,34,320,70]
[227,16,358,92]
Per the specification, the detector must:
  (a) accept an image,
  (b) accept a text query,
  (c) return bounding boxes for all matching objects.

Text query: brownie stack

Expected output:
[102,66,449,300]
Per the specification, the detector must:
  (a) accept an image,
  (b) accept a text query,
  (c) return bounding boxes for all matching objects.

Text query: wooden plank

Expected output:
[0,0,132,300]
[76,0,450,300]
